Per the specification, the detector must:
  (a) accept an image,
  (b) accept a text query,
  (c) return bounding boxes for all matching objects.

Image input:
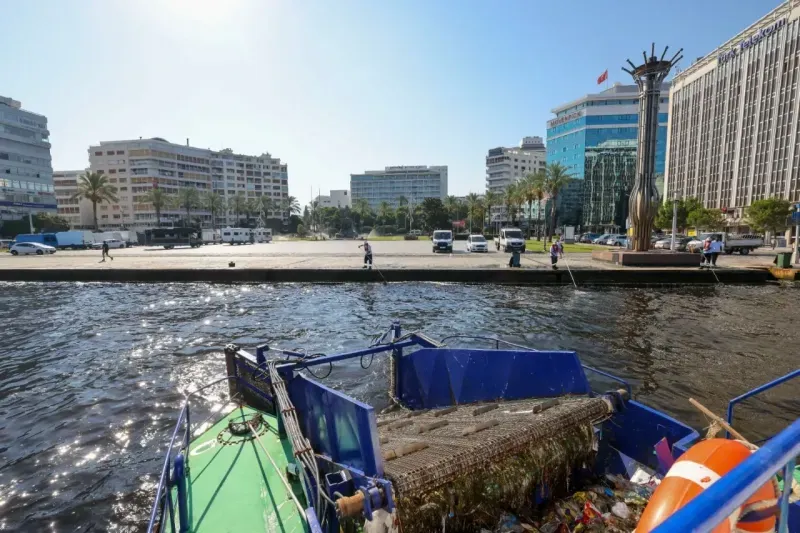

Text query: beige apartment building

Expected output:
[57,137,289,230]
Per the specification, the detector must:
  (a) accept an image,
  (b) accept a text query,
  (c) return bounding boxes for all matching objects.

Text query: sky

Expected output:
[1,0,781,203]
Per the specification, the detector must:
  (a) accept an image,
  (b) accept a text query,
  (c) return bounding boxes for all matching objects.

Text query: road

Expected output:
[0,240,785,271]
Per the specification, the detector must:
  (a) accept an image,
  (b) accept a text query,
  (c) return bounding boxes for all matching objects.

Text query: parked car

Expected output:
[654,235,686,250]
[465,234,489,252]
[91,239,126,249]
[409,229,423,237]
[592,233,613,244]
[10,242,57,255]
[579,233,602,243]
[431,230,453,253]
[606,234,628,246]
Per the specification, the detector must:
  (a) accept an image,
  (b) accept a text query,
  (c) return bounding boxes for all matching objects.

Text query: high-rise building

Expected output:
[78,138,288,229]
[350,166,447,210]
[53,170,91,227]
[314,189,351,208]
[547,83,670,229]
[485,137,547,225]
[0,95,56,221]
[665,0,800,239]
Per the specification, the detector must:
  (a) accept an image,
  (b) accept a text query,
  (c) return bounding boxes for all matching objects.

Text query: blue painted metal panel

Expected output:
[287,373,383,477]
[600,400,699,473]
[398,349,591,409]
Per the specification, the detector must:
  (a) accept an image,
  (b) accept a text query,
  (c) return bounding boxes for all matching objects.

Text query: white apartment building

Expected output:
[351,166,447,210]
[79,137,288,229]
[485,137,546,195]
[0,95,56,221]
[53,170,92,227]
[314,189,351,208]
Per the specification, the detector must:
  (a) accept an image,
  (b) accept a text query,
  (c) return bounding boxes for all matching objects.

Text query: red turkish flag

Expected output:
[597,69,608,85]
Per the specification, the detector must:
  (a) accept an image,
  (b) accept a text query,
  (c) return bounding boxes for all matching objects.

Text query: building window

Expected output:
[116,150,124,155]
[94,151,103,156]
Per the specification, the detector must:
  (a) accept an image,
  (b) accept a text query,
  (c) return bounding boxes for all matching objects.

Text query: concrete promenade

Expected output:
[0,240,786,284]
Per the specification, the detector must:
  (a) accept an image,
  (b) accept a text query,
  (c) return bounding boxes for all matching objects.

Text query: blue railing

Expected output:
[727,368,800,438]
[653,417,800,533]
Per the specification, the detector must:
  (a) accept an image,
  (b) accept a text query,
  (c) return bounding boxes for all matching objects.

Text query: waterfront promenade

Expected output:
[0,240,787,284]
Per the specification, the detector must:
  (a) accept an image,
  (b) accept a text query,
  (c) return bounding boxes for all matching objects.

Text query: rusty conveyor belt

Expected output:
[377,396,612,496]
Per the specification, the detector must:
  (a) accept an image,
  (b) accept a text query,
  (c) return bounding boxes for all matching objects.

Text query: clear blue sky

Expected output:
[1,0,779,202]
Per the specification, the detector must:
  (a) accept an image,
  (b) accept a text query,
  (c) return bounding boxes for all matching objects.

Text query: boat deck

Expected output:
[377,396,613,496]
[176,405,307,533]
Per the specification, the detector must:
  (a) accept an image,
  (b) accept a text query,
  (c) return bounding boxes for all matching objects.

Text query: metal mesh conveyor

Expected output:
[377,395,613,530]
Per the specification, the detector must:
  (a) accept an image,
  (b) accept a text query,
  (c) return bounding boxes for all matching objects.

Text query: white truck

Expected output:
[202,229,221,244]
[687,232,764,255]
[54,231,96,249]
[253,228,273,243]
[494,227,526,252]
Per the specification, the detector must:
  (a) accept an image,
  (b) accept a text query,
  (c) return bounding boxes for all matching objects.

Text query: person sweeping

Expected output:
[549,237,563,270]
[359,240,373,269]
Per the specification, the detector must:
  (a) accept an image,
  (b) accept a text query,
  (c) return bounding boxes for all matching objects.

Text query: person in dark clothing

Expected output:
[549,238,563,270]
[101,241,113,262]
[359,240,372,269]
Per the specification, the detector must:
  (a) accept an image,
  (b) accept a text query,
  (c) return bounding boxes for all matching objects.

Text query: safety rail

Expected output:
[727,368,800,438]
[653,417,800,533]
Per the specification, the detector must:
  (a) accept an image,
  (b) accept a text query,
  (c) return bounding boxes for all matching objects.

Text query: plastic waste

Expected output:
[611,502,630,520]
[497,512,524,533]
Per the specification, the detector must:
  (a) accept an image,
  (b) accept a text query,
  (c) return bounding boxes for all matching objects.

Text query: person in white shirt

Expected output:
[359,240,373,269]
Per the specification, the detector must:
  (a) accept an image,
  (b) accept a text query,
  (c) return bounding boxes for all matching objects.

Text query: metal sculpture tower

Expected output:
[623,44,682,251]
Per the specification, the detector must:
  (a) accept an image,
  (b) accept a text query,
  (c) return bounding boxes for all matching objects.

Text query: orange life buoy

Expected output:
[635,439,777,533]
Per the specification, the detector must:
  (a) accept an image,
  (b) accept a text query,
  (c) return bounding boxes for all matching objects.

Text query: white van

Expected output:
[221,227,252,245]
[494,227,526,252]
[431,230,453,253]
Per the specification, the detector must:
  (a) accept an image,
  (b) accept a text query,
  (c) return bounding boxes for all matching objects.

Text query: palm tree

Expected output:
[352,198,371,232]
[521,172,546,239]
[503,182,519,225]
[143,187,171,228]
[258,195,275,222]
[244,197,260,226]
[465,192,480,233]
[444,195,459,221]
[484,190,500,233]
[228,194,248,224]
[542,163,572,241]
[202,191,225,229]
[280,196,301,217]
[72,171,118,230]
[176,187,201,225]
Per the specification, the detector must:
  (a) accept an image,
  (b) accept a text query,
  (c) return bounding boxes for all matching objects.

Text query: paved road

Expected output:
[0,240,785,270]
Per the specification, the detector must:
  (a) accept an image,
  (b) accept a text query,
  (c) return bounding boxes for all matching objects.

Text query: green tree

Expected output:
[142,187,172,227]
[352,198,372,232]
[377,201,394,225]
[687,207,726,231]
[176,187,201,225]
[33,213,71,232]
[280,196,301,218]
[296,223,307,237]
[483,190,500,233]
[746,197,792,239]
[655,196,704,232]
[542,163,572,240]
[503,182,520,225]
[465,192,480,233]
[420,197,449,232]
[228,194,248,224]
[72,171,118,229]
[521,172,546,239]
[444,195,460,221]
[244,197,260,226]
[395,205,409,230]
[203,191,225,228]
[258,195,275,221]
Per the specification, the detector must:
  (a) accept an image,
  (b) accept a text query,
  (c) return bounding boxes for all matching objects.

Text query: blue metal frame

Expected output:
[653,417,800,533]
[727,368,800,438]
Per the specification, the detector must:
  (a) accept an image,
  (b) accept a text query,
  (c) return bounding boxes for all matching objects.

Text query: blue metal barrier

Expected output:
[653,417,800,533]
[727,368,800,438]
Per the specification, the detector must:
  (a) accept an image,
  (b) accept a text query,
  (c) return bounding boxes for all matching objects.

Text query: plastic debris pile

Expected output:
[489,468,660,533]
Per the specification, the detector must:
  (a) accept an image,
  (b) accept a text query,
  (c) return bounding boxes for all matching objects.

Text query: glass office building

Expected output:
[350,166,448,210]
[666,0,800,238]
[547,83,669,228]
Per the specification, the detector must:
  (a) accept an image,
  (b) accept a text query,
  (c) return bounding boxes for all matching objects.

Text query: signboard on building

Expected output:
[385,166,427,171]
[0,200,58,209]
[718,18,787,64]
[547,110,584,128]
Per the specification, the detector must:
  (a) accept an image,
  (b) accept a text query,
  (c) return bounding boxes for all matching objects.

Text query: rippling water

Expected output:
[0,282,797,532]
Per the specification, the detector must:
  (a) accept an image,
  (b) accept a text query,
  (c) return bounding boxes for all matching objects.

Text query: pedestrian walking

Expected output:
[359,240,373,269]
[101,240,113,262]
[700,237,712,268]
[549,237,563,270]
[710,236,723,266]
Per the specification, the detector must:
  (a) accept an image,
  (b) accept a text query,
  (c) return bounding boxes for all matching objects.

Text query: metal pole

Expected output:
[792,204,799,264]
[671,192,678,251]
[29,211,34,233]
